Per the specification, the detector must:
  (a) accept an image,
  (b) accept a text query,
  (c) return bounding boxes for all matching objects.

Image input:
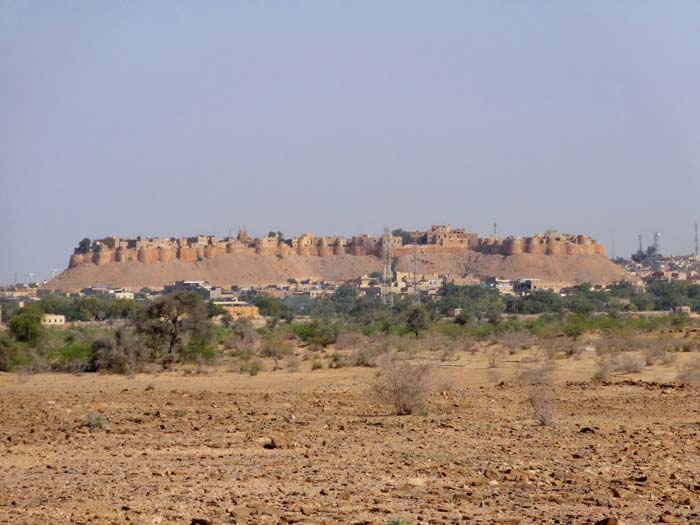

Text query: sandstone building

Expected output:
[68,225,606,270]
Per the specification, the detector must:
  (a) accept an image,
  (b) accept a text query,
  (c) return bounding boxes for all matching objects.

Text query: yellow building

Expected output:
[41,314,66,326]
[213,300,260,319]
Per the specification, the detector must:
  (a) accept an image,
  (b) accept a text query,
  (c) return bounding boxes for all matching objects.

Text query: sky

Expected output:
[1,1,699,284]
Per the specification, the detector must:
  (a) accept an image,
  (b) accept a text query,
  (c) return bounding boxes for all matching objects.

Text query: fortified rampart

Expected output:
[68,226,606,269]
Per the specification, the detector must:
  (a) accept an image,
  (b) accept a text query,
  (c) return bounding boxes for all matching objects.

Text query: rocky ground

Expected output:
[1,362,699,524]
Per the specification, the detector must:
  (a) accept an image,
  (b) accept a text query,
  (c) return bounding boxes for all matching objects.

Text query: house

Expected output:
[212,299,260,319]
[41,314,65,326]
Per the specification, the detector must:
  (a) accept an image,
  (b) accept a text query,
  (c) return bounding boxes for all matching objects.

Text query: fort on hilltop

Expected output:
[68,225,606,269]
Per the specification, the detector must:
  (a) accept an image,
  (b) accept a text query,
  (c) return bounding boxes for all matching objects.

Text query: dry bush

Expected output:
[617,353,644,374]
[416,333,459,362]
[677,359,700,384]
[374,354,432,415]
[592,355,613,382]
[515,362,556,386]
[240,358,264,376]
[286,354,300,372]
[83,411,105,431]
[539,337,565,361]
[335,331,367,352]
[499,331,537,355]
[485,347,505,368]
[460,335,477,355]
[643,343,673,367]
[528,386,556,426]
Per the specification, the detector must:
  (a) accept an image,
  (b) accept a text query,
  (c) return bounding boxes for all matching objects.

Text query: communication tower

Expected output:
[381,227,393,306]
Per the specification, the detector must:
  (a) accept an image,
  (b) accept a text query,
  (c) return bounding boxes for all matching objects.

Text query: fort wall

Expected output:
[68,228,606,269]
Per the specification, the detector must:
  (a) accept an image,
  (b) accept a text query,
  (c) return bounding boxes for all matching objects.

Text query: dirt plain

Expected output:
[1,352,699,525]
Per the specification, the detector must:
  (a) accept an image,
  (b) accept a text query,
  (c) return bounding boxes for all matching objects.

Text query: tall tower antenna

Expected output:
[637,234,643,254]
[493,223,497,237]
[381,227,393,306]
[695,222,698,256]
[653,232,661,254]
[412,243,420,307]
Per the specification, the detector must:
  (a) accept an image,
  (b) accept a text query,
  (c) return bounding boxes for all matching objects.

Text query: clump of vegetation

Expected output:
[516,362,556,386]
[373,354,431,416]
[528,386,555,426]
[241,358,264,376]
[678,359,700,384]
[83,411,105,431]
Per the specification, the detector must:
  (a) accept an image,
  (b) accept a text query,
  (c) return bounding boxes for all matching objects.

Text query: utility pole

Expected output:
[381,227,393,306]
[412,243,420,307]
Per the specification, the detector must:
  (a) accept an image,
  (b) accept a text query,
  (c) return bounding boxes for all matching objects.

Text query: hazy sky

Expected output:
[1,1,699,284]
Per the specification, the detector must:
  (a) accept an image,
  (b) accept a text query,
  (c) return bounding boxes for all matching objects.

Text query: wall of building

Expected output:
[67,229,606,269]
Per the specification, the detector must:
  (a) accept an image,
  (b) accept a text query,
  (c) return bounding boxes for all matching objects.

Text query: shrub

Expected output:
[678,359,700,384]
[516,362,556,385]
[485,347,504,368]
[499,331,536,354]
[241,358,264,376]
[53,340,93,372]
[373,354,431,415]
[311,358,324,371]
[593,355,613,382]
[260,332,293,370]
[528,386,555,426]
[617,354,644,374]
[286,354,300,372]
[88,328,150,374]
[83,411,105,430]
[9,308,45,345]
[0,333,24,372]
[329,352,347,369]
[643,344,672,366]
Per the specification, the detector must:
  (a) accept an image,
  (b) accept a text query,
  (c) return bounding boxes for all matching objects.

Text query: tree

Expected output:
[406,306,429,337]
[136,292,214,366]
[391,229,414,246]
[9,307,44,345]
[260,332,293,370]
[78,238,91,254]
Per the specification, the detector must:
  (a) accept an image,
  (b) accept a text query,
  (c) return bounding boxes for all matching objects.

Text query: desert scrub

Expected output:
[528,385,555,426]
[374,353,431,415]
[241,358,264,376]
[83,411,105,431]
[678,358,700,384]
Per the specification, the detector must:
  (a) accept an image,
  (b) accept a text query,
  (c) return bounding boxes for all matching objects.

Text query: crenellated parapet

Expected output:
[67,227,606,269]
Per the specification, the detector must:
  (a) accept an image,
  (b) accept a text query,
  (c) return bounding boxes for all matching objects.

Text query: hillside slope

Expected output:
[45,252,631,292]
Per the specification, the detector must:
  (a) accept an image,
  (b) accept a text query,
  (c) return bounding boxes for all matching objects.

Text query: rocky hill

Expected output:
[46,251,630,292]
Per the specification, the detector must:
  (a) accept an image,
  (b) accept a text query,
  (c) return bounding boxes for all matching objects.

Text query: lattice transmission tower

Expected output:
[381,226,394,306]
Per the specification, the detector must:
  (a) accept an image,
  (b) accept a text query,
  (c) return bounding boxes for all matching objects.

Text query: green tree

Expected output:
[9,307,45,345]
[406,306,429,337]
[136,292,214,366]
[78,238,92,254]
[260,332,293,370]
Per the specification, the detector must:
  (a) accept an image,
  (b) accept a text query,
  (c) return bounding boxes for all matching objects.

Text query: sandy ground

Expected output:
[1,353,699,525]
